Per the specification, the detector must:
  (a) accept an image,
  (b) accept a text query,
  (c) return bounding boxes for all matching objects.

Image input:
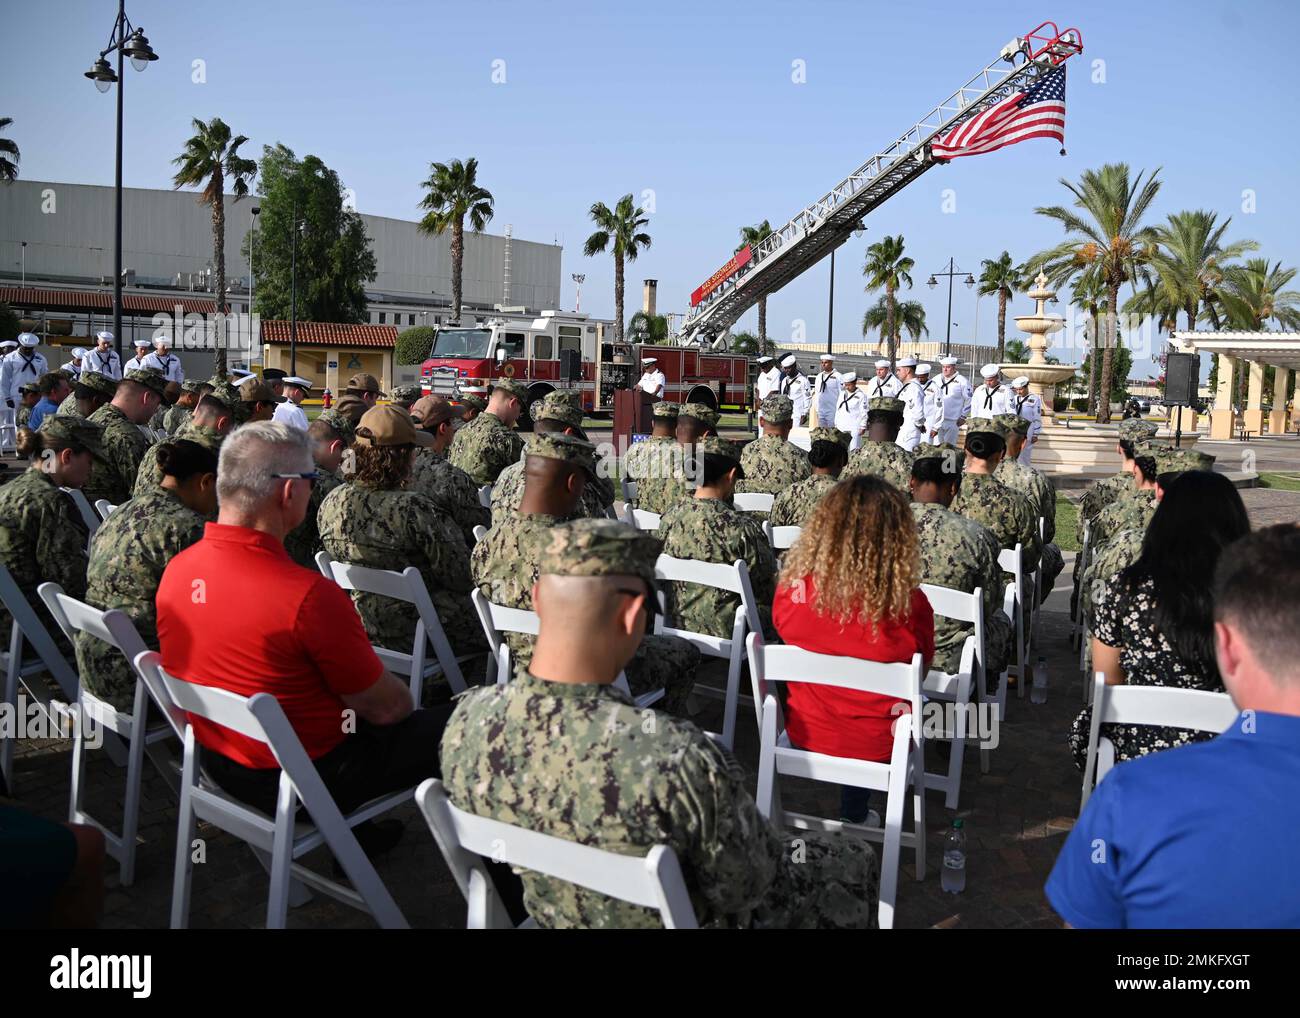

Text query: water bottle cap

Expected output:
[953,818,964,829]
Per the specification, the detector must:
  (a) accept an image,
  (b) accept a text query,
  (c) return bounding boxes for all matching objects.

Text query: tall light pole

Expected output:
[571,273,585,312]
[20,241,25,288]
[826,249,836,356]
[927,258,975,358]
[290,205,304,375]
[249,205,260,316]
[85,1,158,361]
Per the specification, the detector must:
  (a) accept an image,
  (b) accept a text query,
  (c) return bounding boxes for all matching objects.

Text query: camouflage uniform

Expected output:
[283,465,346,569]
[0,465,90,638]
[56,392,81,418]
[911,500,1012,684]
[75,488,205,709]
[317,481,484,658]
[994,451,1063,602]
[148,404,168,431]
[84,402,154,506]
[162,404,193,435]
[736,434,810,495]
[622,436,677,489]
[490,450,606,522]
[1077,472,1131,544]
[132,421,225,502]
[411,446,492,542]
[448,411,526,487]
[843,439,913,492]
[1082,526,1145,631]
[769,473,838,528]
[1090,487,1155,548]
[471,512,699,714]
[951,472,1041,576]
[631,444,692,515]
[15,400,33,428]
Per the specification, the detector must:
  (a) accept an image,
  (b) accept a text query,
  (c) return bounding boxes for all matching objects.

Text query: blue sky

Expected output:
[4,0,1298,376]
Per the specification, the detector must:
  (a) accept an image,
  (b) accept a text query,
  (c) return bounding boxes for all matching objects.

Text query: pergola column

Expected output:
[1244,360,1267,436]
[1211,353,1236,440]
[1273,366,1293,435]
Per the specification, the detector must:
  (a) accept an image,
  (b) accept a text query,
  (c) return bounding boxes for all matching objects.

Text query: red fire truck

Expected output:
[419,310,752,418]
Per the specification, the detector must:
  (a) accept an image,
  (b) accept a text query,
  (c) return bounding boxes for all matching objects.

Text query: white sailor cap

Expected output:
[874,359,891,370]
[819,353,835,361]
[154,335,171,346]
[1012,375,1030,388]
[18,332,39,348]
[95,331,114,344]
[71,347,86,358]
[133,337,151,348]
[939,355,959,366]
[980,363,1001,378]
[642,357,657,365]
[897,356,918,368]
[780,354,798,368]
[915,363,931,375]
[0,339,18,350]
[840,371,857,383]
[757,355,774,363]
[283,375,313,390]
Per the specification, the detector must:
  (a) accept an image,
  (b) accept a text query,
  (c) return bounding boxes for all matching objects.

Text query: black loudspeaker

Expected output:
[559,348,582,383]
[1164,352,1200,406]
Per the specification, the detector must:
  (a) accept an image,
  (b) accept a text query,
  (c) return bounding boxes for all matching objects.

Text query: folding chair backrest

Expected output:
[748,639,924,719]
[61,487,101,538]
[919,583,979,625]
[654,554,762,637]
[472,525,488,543]
[733,492,774,513]
[620,505,662,531]
[996,543,1023,581]
[37,583,148,664]
[131,651,190,742]
[621,478,638,503]
[478,485,493,509]
[762,522,802,549]
[416,779,698,929]
[0,564,80,700]
[94,499,118,522]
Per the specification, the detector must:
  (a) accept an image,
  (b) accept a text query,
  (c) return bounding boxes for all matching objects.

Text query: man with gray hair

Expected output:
[155,421,452,861]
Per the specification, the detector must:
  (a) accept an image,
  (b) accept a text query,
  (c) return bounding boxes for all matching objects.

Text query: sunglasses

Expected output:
[270,470,322,487]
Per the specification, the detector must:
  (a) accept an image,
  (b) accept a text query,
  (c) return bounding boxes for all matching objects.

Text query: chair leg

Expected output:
[943,701,966,811]
[118,715,147,887]
[265,782,298,929]
[68,714,88,825]
[911,745,927,880]
[1,628,22,791]
[171,766,197,930]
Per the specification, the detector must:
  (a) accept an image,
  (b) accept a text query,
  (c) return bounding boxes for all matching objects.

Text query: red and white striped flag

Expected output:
[931,67,1067,160]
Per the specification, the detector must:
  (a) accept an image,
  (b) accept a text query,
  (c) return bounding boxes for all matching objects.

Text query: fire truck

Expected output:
[419,310,752,419]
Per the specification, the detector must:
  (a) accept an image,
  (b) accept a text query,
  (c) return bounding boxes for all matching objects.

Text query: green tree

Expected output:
[0,117,18,182]
[729,330,777,357]
[395,326,435,365]
[862,235,914,369]
[737,220,773,343]
[861,295,927,346]
[172,116,258,374]
[978,251,1026,362]
[1069,269,1109,415]
[1025,163,1162,422]
[627,310,670,344]
[583,194,652,342]
[1135,210,1257,332]
[1215,257,1300,408]
[1080,344,1133,408]
[1004,338,1029,363]
[417,157,494,325]
[243,143,377,327]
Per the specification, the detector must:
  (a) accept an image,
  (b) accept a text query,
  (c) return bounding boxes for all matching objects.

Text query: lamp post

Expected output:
[571,273,585,312]
[20,241,25,288]
[249,204,260,317]
[826,249,835,356]
[85,1,158,361]
[290,205,304,375]
[927,258,975,358]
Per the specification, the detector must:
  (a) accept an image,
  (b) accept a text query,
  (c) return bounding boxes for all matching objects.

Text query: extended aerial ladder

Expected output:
[682,21,1083,344]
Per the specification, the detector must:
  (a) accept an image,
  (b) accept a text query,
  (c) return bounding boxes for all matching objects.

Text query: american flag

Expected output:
[931,67,1067,160]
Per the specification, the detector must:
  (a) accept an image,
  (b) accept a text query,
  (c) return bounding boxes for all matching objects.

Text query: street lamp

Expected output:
[571,273,585,312]
[290,207,305,374]
[85,3,158,361]
[928,258,975,358]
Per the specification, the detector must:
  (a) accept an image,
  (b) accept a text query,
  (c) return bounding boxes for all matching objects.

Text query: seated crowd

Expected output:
[0,367,1295,930]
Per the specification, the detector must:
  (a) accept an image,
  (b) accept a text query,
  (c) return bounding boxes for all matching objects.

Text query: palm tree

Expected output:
[172,117,257,375]
[0,117,18,182]
[1070,270,1108,414]
[1216,258,1300,407]
[977,252,1025,362]
[862,235,914,369]
[861,295,928,349]
[737,220,773,343]
[1024,163,1162,422]
[583,194,652,342]
[1148,210,1257,331]
[1004,338,1029,363]
[418,157,494,325]
[627,310,669,344]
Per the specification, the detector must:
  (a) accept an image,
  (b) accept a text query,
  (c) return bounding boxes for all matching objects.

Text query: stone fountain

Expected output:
[1003,270,1078,421]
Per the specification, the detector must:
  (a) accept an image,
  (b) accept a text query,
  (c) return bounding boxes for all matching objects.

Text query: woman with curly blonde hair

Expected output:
[773,474,934,822]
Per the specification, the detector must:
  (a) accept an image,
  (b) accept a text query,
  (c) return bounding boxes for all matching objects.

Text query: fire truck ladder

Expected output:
[682,21,1083,343]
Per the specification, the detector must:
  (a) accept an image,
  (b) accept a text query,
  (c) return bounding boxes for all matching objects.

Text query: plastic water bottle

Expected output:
[1030,655,1048,704]
[941,819,966,894]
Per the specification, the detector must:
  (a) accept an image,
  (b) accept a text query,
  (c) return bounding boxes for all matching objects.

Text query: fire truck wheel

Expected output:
[519,384,553,432]
[685,385,718,411]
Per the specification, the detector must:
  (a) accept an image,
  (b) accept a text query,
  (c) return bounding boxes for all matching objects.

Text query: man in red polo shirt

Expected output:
[156,421,451,848]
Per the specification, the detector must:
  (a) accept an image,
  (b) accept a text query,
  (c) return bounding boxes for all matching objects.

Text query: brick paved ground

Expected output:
[5,434,1298,929]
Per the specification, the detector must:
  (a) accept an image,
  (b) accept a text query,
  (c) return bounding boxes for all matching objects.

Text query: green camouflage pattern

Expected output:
[132,421,225,502]
[440,671,879,928]
[736,434,810,495]
[950,472,1041,577]
[1091,487,1155,548]
[162,404,193,435]
[769,473,838,528]
[317,482,484,657]
[994,455,1064,601]
[409,447,492,545]
[539,518,662,583]
[0,468,89,637]
[621,435,677,487]
[283,465,347,568]
[1077,471,1132,544]
[56,392,81,418]
[630,442,693,515]
[75,488,205,709]
[1082,525,1146,630]
[83,402,152,506]
[842,438,913,491]
[658,496,776,638]
[448,410,525,487]
[489,452,611,523]
[15,404,31,427]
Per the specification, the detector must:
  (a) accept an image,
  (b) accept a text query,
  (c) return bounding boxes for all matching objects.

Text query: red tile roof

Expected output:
[260,321,397,349]
[0,285,217,315]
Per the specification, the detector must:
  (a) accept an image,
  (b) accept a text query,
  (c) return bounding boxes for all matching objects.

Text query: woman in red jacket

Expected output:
[772,474,934,823]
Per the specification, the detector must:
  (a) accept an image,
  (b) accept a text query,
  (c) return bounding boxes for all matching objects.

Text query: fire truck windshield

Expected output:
[430,328,492,358]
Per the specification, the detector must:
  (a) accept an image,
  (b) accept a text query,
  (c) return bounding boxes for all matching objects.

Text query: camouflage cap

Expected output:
[536,390,585,430]
[1155,445,1215,476]
[316,408,356,444]
[490,377,530,401]
[651,401,680,419]
[759,393,794,424]
[914,442,964,468]
[809,426,849,447]
[867,396,905,414]
[965,417,1009,439]
[459,392,488,412]
[180,378,207,394]
[695,435,745,478]
[172,420,226,454]
[18,382,39,395]
[124,367,168,396]
[1118,418,1160,443]
[37,414,104,448]
[678,402,720,427]
[1133,438,1165,460]
[203,379,243,418]
[525,431,597,475]
[538,518,663,587]
[389,384,423,403]
[76,371,119,398]
[994,413,1030,436]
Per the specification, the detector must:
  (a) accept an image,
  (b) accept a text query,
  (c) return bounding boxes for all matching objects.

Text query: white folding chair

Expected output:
[1071,521,1091,652]
[478,484,493,509]
[997,543,1033,700]
[416,778,698,929]
[654,554,762,751]
[0,406,17,456]
[1080,672,1238,812]
[132,651,411,929]
[61,487,101,550]
[37,583,174,886]
[918,583,983,808]
[0,564,88,790]
[315,553,468,703]
[761,522,802,550]
[747,634,925,930]
[469,590,646,703]
[94,499,118,522]
[618,505,662,531]
[733,492,774,513]
[472,524,488,543]
[620,477,638,503]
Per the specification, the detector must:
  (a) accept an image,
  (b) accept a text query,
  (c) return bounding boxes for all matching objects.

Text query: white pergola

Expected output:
[1172,331,1299,439]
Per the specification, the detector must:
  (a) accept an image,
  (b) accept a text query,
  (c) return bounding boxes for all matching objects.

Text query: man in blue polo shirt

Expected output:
[27,372,71,432]
[1046,524,1300,928]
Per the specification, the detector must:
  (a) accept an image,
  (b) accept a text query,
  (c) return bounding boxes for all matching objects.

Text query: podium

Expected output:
[614,389,656,447]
